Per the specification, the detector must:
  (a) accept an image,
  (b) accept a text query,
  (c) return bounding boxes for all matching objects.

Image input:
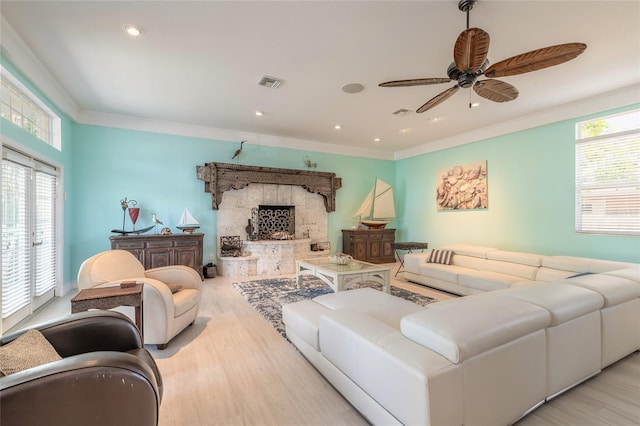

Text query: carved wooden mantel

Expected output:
[196,162,342,212]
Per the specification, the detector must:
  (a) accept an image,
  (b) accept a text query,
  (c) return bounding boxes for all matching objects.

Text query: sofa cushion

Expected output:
[403,252,429,274]
[442,244,496,258]
[313,288,424,329]
[451,254,487,271]
[483,259,539,281]
[418,263,466,284]
[565,274,640,307]
[542,256,634,274]
[401,296,550,363]
[535,267,577,282]
[485,283,604,326]
[602,266,640,284]
[458,270,521,291]
[542,256,591,273]
[486,250,543,267]
[0,329,62,376]
[427,249,455,265]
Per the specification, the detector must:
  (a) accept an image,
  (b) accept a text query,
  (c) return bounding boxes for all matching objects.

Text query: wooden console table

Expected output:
[71,283,143,337]
[110,233,204,279]
[342,229,396,264]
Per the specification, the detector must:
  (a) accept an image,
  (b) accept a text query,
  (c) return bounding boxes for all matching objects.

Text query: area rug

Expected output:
[232,276,437,338]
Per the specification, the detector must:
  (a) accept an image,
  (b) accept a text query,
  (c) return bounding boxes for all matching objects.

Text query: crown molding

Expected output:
[394,84,640,160]
[77,109,395,160]
[0,15,79,121]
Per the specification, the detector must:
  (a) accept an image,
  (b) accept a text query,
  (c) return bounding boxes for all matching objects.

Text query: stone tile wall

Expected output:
[217,183,328,246]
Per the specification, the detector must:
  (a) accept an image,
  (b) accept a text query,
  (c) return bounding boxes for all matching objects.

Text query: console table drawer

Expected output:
[147,240,173,248]
[114,240,145,249]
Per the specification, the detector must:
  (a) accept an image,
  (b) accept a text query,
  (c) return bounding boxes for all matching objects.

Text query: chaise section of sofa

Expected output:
[284,288,559,426]
[283,260,639,426]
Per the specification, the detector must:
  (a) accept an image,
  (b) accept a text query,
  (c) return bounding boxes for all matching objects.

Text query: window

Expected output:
[0,67,61,150]
[575,110,640,236]
[1,146,59,333]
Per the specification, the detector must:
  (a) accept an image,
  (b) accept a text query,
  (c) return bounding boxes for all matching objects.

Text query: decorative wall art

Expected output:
[436,161,488,210]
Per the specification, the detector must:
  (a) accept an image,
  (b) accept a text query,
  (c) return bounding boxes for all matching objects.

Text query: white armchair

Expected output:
[77,250,202,349]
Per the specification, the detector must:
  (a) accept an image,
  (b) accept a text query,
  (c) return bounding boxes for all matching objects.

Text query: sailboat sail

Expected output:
[353,178,395,227]
[178,208,200,227]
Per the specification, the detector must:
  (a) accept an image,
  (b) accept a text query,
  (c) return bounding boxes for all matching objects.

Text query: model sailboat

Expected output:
[353,178,396,229]
[177,208,200,234]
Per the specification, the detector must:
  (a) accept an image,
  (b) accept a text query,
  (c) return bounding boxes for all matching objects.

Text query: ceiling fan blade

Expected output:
[416,85,459,113]
[485,42,587,78]
[473,79,519,103]
[454,27,490,73]
[379,78,451,88]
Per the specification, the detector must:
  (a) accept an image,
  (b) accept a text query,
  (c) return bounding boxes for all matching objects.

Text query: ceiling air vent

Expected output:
[258,76,284,89]
[393,108,412,116]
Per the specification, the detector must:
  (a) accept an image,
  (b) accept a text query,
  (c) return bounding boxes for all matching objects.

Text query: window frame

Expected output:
[575,110,640,236]
[0,66,62,150]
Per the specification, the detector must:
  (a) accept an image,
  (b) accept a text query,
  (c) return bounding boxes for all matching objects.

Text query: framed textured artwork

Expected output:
[436,161,488,210]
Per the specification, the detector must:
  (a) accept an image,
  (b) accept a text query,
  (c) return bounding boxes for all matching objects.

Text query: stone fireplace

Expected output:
[216,183,329,275]
[196,162,342,276]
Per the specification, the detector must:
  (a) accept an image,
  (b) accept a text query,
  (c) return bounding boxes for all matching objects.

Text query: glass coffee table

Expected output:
[296,257,391,293]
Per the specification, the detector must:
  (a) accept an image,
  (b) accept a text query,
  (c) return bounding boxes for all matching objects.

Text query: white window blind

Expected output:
[1,159,31,318]
[34,169,56,296]
[575,111,640,236]
[1,146,59,331]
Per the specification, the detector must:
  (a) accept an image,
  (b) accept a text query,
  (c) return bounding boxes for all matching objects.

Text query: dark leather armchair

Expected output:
[0,311,163,426]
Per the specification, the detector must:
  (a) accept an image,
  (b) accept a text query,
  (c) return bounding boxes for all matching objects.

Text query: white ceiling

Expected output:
[2,1,639,159]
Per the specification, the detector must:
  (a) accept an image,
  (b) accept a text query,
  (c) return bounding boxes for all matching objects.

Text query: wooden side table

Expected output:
[71,283,144,338]
[391,242,429,276]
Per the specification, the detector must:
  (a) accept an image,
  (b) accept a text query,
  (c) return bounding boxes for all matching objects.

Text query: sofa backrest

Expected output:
[443,244,496,258]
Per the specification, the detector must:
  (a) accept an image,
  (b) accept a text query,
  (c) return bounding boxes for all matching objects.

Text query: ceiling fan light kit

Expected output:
[379,0,587,113]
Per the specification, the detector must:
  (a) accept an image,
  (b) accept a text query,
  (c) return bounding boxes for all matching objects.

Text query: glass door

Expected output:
[1,147,58,333]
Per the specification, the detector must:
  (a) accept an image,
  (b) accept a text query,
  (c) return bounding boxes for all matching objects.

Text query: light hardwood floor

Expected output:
[19,262,640,426]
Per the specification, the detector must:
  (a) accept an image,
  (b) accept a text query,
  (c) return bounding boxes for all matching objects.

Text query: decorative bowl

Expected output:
[330,253,353,265]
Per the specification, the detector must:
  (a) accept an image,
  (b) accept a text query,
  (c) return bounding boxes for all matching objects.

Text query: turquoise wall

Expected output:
[396,104,640,263]
[0,56,76,287]
[3,53,638,290]
[71,124,395,275]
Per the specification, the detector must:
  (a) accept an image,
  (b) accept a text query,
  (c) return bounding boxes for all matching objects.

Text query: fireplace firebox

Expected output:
[257,205,295,240]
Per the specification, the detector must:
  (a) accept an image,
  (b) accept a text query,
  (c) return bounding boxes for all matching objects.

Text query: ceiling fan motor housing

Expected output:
[458,0,478,12]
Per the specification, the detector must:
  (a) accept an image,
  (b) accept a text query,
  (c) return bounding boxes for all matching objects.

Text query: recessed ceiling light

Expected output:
[123,24,143,37]
[334,125,342,130]
[373,137,381,143]
[398,128,410,133]
[470,102,481,108]
[342,83,364,94]
[255,111,263,116]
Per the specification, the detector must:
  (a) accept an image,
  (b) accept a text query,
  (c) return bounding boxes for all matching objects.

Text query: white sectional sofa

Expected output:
[403,244,635,296]
[283,251,640,426]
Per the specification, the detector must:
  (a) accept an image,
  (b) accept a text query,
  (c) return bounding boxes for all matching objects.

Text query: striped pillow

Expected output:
[427,249,455,265]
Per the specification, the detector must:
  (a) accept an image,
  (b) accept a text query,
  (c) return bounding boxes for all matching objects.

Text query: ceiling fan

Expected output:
[379,0,587,113]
